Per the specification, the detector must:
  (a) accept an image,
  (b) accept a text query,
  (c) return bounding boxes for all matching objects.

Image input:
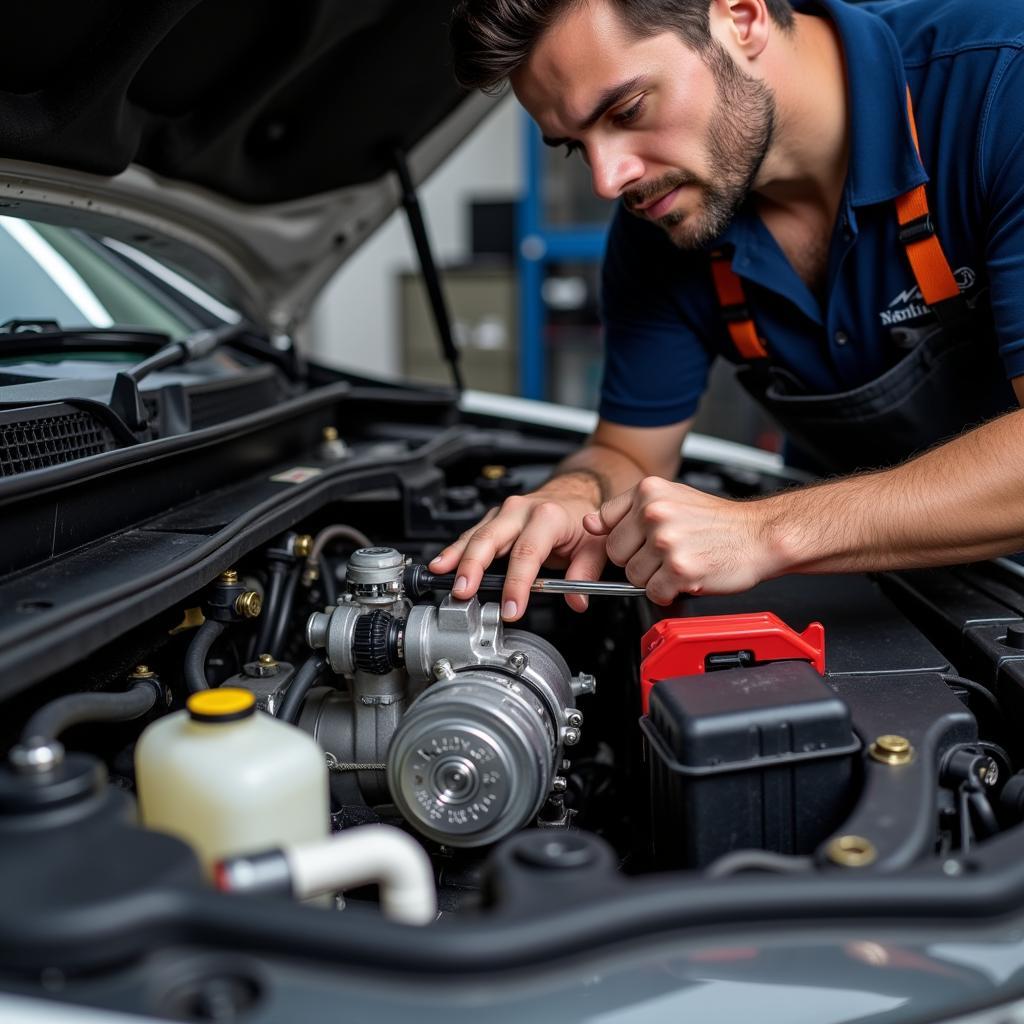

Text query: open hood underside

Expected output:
[0,0,496,334]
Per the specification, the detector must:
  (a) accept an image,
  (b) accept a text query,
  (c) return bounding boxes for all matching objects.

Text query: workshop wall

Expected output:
[308,96,521,379]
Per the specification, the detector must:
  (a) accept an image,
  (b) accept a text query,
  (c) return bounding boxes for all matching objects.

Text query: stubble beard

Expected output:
[628,42,776,250]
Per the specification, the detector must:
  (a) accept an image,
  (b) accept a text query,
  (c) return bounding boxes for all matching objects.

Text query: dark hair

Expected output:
[450,0,794,92]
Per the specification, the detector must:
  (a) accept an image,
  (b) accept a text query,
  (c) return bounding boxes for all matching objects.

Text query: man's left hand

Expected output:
[582,476,780,603]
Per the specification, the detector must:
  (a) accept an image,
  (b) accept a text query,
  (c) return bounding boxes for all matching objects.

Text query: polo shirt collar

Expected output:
[797,0,927,206]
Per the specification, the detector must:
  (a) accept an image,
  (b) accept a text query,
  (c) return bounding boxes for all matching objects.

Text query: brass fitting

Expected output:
[481,464,507,480]
[826,835,877,868]
[258,653,278,667]
[132,665,155,678]
[322,426,339,442]
[235,591,263,619]
[218,569,239,586]
[868,734,914,766]
[292,533,313,559]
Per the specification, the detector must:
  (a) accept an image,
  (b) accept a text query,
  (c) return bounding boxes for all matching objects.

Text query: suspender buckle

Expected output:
[898,213,935,245]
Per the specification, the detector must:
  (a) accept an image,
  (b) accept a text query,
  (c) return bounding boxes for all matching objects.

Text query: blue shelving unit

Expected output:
[516,112,607,400]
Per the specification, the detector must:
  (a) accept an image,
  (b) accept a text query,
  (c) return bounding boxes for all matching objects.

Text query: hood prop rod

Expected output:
[393,148,464,394]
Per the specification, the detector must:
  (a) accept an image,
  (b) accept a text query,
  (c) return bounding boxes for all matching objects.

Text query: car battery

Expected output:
[641,660,860,869]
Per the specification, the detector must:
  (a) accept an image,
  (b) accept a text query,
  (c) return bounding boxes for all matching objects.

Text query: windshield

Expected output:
[0,217,239,341]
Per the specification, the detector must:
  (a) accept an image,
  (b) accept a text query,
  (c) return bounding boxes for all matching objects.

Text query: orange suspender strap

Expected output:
[895,85,962,307]
[711,86,960,361]
[709,250,769,360]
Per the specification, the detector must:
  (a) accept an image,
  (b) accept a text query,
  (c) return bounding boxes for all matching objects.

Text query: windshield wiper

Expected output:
[110,322,251,430]
[0,322,171,360]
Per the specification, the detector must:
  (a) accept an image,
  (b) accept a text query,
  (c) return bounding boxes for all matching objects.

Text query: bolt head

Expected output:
[552,776,568,793]
[9,741,64,774]
[826,834,877,868]
[869,734,914,766]
[563,727,581,746]
[567,711,583,728]
[508,651,529,673]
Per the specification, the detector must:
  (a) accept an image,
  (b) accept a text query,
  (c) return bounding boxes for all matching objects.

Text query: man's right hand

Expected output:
[427,484,608,621]
[428,419,693,622]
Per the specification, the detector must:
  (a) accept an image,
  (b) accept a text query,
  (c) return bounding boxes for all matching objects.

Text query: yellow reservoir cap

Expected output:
[187,688,257,723]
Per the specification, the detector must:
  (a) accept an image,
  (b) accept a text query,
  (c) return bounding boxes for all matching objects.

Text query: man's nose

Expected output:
[589,145,644,201]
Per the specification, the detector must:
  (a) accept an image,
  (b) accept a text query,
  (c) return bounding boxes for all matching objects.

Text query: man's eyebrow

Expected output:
[540,75,647,148]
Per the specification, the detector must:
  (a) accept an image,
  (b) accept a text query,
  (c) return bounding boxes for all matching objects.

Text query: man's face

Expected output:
[511,0,776,248]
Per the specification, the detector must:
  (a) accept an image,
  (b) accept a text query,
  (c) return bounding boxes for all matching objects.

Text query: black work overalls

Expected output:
[710,89,1017,476]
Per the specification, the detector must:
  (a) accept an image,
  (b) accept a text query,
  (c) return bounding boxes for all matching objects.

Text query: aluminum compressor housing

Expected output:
[387,596,593,847]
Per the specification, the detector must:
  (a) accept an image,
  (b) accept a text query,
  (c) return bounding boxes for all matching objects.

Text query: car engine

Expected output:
[2,397,1024,1016]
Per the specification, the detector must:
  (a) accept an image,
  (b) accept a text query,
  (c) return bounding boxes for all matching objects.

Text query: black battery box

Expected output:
[641,660,859,869]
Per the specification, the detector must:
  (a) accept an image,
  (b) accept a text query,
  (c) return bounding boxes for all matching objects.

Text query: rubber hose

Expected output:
[267,566,301,658]
[277,654,327,725]
[21,679,159,746]
[184,619,227,693]
[253,562,287,657]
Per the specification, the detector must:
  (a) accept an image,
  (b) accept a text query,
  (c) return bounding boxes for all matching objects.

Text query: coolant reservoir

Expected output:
[135,688,329,878]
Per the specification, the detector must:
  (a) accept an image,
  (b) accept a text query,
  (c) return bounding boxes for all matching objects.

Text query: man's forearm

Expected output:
[764,407,1024,575]
[538,442,651,507]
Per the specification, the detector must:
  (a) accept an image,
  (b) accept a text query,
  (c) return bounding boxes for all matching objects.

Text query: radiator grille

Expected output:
[0,409,115,477]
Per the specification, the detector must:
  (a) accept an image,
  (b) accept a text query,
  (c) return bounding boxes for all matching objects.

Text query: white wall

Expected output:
[308,95,522,377]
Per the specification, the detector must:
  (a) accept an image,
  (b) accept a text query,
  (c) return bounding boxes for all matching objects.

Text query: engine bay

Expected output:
[4,387,1024,1016]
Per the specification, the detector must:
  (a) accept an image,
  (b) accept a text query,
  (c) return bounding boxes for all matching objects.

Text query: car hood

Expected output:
[0,0,497,341]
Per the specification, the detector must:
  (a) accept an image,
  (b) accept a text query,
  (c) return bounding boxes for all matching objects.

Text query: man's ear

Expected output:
[709,0,771,59]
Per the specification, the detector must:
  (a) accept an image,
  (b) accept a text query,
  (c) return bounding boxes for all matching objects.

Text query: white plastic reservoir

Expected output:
[135,687,330,878]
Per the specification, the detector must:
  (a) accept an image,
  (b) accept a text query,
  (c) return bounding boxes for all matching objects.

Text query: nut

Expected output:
[292,534,313,559]
[868,734,914,766]
[235,591,263,619]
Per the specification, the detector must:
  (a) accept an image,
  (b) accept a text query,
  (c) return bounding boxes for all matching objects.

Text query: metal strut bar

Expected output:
[393,148,464,394]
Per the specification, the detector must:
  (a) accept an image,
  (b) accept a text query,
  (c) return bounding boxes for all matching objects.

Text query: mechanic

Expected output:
[432,0,1024,619]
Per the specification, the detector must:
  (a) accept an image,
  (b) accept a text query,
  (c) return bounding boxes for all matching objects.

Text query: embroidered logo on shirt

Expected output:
[878,267,976,325]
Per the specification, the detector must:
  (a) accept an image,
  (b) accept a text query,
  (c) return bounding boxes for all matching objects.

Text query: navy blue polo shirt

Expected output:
[598,0,1024,427]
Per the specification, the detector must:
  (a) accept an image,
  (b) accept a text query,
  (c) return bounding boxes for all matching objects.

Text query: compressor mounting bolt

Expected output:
[508,651,529,674]
[868,734,914,766]
[432,659,456,681]
[563,727,581,746]
[567,711,583,729]
[235,591,263,619]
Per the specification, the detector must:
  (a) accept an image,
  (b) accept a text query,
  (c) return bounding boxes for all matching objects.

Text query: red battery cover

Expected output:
[639,612,826,713]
